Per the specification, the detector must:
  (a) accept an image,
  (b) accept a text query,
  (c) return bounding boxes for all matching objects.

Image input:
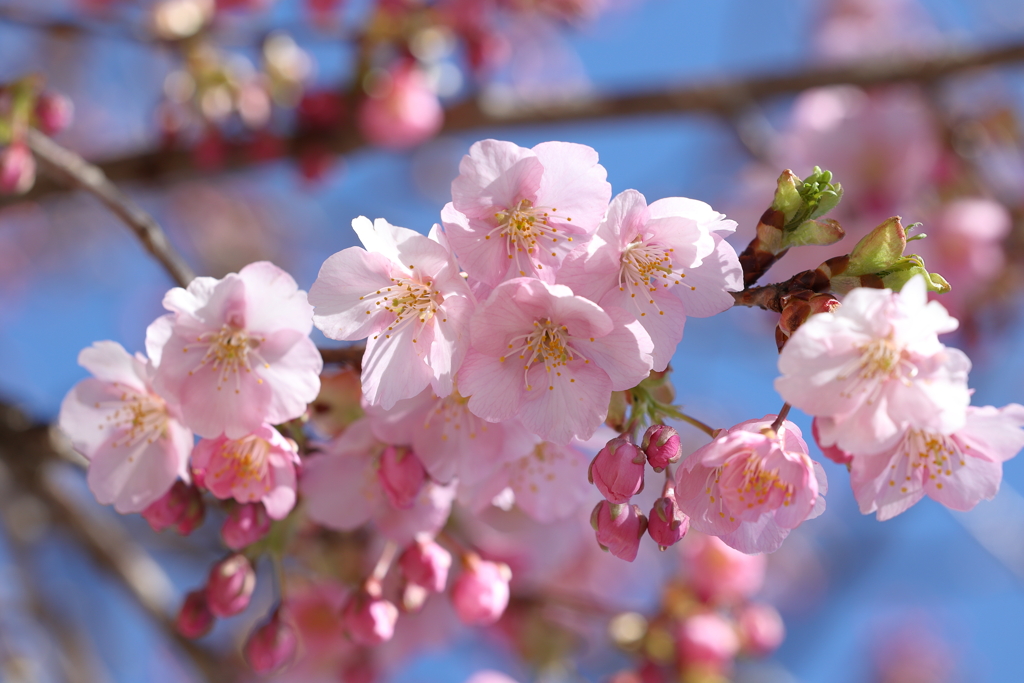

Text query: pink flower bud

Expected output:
[647,489,689,550]
[0,143,36,195]
[451,556,511,626]
[206,554,256,618]
[34,92,74,135]
[342,586,399,645]
[221,503,271,550]
[378,445,426,509]
[677,612,739,669]
[244,609,298,673]
[591,501,648,562]
[398,538,452,593]
[176,589,214,639]
[642,425,681,472]
[141,481,206,535]
[357,63,443,150]
[682,534,766,604]
[588,438,646,504]
[738,603,785,657]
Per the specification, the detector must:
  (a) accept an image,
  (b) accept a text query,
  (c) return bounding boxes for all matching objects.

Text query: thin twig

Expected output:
[770,403,792,432]
[7,39,1024,205]
[24,128,195,288]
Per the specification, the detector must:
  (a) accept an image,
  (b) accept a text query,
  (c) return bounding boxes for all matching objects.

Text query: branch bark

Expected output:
[24,128,196,287]
[7,40,1024,205]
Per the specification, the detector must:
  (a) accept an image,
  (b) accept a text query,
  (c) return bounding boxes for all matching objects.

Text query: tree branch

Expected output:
[7,40,1024,205]
[0,403,229,682]
[25,128,196,288]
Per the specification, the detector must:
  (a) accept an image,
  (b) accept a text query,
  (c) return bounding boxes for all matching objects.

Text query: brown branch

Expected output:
[25,128,196,288]
[0,403,229,683]
[319,345,365,368]
[7,39,1024,205]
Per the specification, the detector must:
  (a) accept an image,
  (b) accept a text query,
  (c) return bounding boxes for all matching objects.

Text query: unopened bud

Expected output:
[0,143,36,195]
[34,92,74,135]
[206,554,256,618]
[641,425,681,472]
[176,589,214,639]
[738,603,785,657]
[378,445,426,509]
[677,612,739,669]
[591,501,648,562]
[342,586,399,645]
[647,490,689,550]
[221,503,271,550]
[398,538,452,593]
[589,438,646,504]
[244,609,297,673]
[141,481,205,535]
[451,555,511,626]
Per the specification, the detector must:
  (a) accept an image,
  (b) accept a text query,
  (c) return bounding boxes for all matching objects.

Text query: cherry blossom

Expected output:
[441,139,611,286]
[558,190,741,370]
[301,419,456,544]
[357,62,443,150]
[681,533,766,604]
[451,556,511,625]
[458,277,653,443]
[366,387,534,487]
[59,341,192,514]
[818,404,1024,520]
[148,261,322,439]
[675,417,827,554]
[309,218,474,409]
[776,275,971,454]
[191,424,300,520]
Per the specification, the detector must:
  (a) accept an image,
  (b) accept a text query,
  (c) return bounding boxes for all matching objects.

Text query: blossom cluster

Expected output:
[777,275,1024,520]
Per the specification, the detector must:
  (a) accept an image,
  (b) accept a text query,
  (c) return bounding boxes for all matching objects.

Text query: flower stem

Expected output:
[771,403,792,432]
[370,541,398,583]
[658,403,718,439]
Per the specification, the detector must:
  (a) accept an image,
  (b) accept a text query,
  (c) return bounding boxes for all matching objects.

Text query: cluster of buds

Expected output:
[589,424,687,561]
[607,534,785,683]
[0,76,73,194]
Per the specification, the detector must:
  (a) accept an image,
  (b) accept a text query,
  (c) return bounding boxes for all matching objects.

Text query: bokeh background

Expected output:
[3,0,1024,681]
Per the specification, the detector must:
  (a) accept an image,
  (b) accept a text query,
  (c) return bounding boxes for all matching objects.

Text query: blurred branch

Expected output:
[5,39,1024,206]
[25,129,196,288]
[319,345,365,368]
[0,403,228,683]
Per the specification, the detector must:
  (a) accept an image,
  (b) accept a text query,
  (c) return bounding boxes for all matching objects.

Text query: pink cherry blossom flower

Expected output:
[677,612,739,669]
[147,261,322,439]
[817,404,1024,520]
[558,190,741,370]
[357,62,443,150]
[675,416,827,554]
[0,142,35,194]
[738,603,785,657]
[776,275,971,455]
[309,218,475,409]
[451,556,511,625]
[59,341,193,514]
[681,533,766,604]
[458,278,653,443]
[366,388,535,487]
[441,139,611,287]
[301,419,456,544]
[190,424,300,520]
